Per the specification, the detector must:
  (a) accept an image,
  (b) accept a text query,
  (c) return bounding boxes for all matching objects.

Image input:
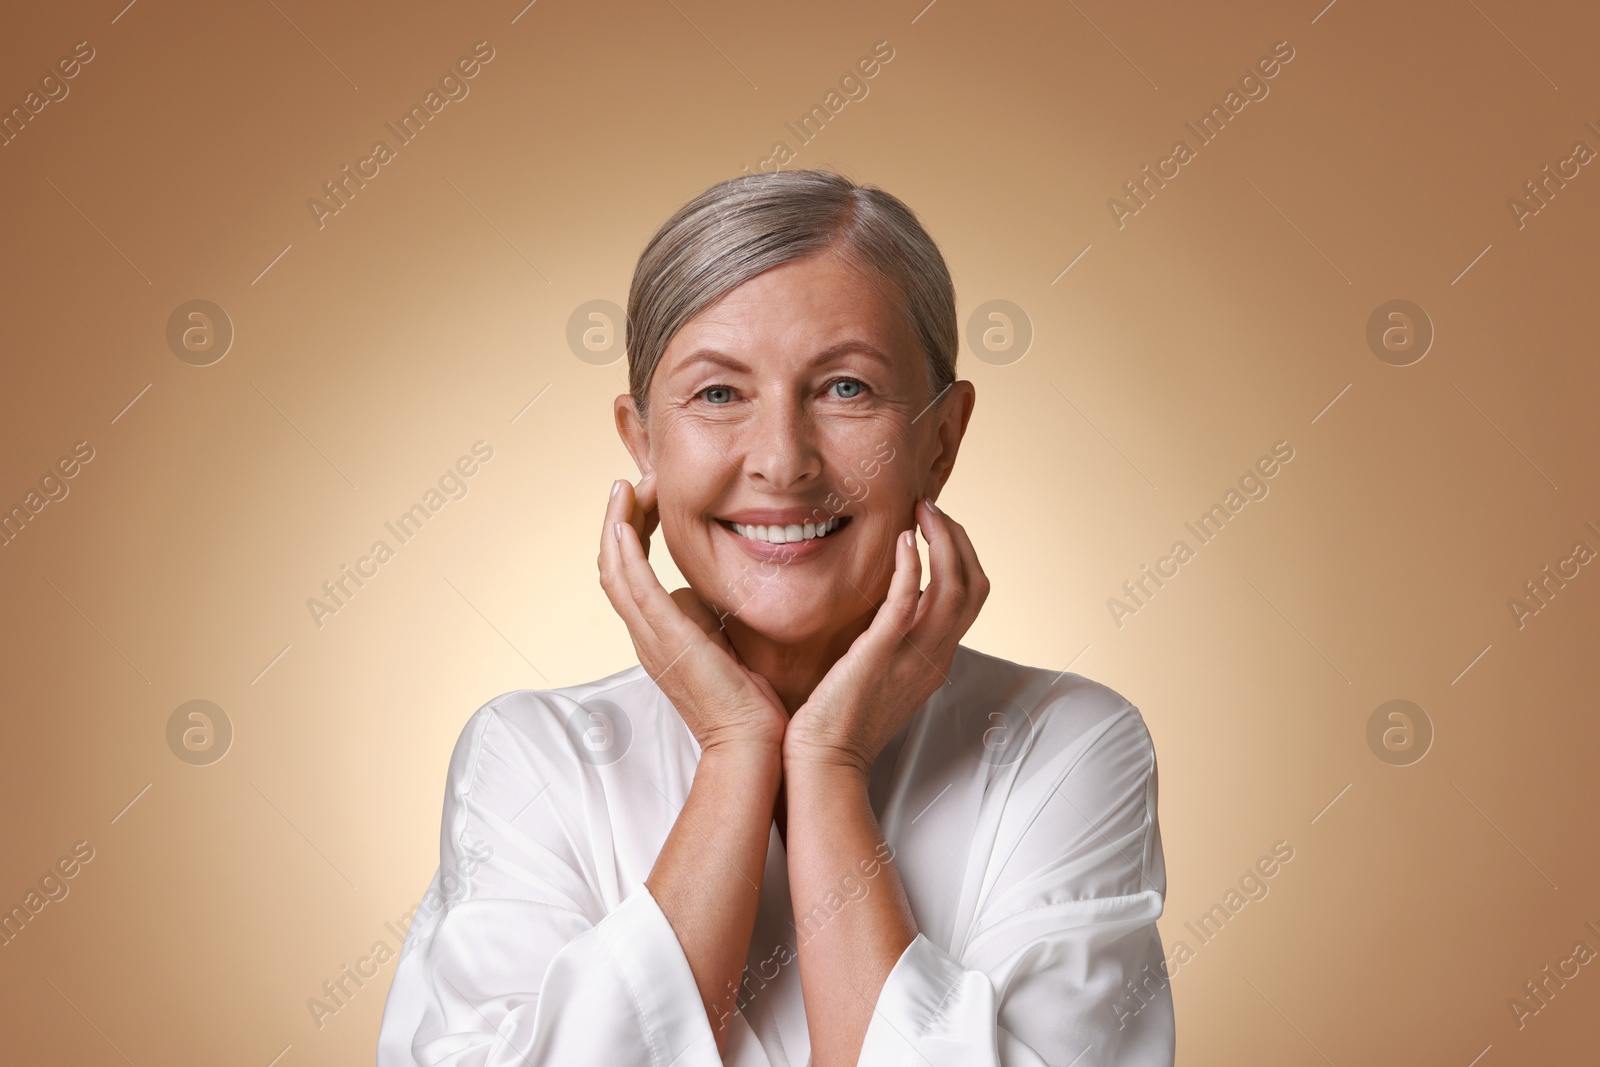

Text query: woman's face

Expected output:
[615,249,974,646]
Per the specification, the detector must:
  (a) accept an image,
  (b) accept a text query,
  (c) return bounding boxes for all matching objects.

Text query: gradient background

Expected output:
[2,0,1597,1064]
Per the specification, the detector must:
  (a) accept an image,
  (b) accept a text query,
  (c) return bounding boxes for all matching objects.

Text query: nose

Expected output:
[741,392,821,490]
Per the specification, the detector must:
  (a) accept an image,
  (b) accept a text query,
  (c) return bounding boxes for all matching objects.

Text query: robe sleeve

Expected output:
[856,702,1174,1067]
[376,699,723,1067]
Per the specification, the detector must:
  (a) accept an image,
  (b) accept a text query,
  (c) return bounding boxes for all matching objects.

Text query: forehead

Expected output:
[660,252,913,367]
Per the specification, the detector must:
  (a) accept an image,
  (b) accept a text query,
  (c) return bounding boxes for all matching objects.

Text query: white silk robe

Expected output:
[377,643,1175,1066]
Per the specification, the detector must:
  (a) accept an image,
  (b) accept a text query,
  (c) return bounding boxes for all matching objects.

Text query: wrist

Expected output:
[782,748,872,786]
[698,735,784,777]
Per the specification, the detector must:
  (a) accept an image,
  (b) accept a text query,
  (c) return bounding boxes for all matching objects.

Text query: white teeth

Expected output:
[730,517,842,544]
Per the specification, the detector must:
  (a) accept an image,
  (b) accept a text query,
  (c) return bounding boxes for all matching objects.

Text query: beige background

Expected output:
[2,0,1597,1063]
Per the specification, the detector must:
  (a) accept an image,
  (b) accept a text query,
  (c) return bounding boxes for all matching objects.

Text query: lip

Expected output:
[715,514,851,562]
[717,508,841,525]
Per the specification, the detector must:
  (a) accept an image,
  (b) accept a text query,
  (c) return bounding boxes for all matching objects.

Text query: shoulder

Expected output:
[946,646,1163,891]
[439,662,663,817]
[942,644,1157,804]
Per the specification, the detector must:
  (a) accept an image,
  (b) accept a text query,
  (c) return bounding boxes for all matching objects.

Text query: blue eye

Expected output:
[699,386,733,404]
[830,378,864,399]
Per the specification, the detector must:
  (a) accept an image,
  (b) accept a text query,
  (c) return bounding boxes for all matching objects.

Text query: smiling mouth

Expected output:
[717,516,850,544]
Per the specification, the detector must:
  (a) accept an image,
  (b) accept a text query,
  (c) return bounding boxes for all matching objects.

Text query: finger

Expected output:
[600,481,660,639]
[600,484,740,701]
[599,478,638,597]
[866,528,922,647]
[913,498,967,637]
[598,478,630,595]
[947,515,985,627]
[614,518,700,650]
[928,502,990,636]
[599,523,648,636]
[630,471,660,552]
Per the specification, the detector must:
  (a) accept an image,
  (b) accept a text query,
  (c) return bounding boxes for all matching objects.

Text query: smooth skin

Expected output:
[596,247,986,1064]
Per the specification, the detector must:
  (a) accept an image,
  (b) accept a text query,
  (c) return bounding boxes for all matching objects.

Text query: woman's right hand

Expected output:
[598,472,789,757]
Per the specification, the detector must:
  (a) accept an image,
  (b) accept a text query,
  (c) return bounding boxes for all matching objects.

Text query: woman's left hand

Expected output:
[783,498,990,776]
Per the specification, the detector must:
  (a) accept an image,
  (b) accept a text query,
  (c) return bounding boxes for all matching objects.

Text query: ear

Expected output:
[923,380,975,499]
[614,393,654,476]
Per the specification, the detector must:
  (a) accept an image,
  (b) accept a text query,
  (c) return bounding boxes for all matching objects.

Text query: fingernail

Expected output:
[924,497,939,515]
[611,480,622,498]
[614,522,623,541]
[903,530,915,547]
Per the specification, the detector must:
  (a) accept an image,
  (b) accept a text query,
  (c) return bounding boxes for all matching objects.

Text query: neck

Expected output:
[722,612,872,716]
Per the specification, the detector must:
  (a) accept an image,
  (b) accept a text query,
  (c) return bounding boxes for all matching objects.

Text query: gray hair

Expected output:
[624,169,957,416]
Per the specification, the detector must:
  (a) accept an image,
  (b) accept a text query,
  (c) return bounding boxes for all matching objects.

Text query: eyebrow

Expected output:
[671,339,894,377]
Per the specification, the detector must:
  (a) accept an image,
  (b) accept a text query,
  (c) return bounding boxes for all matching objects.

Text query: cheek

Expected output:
[826,424,911,499]
[846,450,917,520]
[654,423,736,497]
[657,495,712,557]
[652,484,730,581]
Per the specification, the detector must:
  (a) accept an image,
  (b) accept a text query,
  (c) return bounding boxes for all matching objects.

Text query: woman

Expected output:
[377,169,1174,1066]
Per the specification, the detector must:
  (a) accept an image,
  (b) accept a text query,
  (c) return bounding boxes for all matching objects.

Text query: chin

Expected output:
[714,588,842,646]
